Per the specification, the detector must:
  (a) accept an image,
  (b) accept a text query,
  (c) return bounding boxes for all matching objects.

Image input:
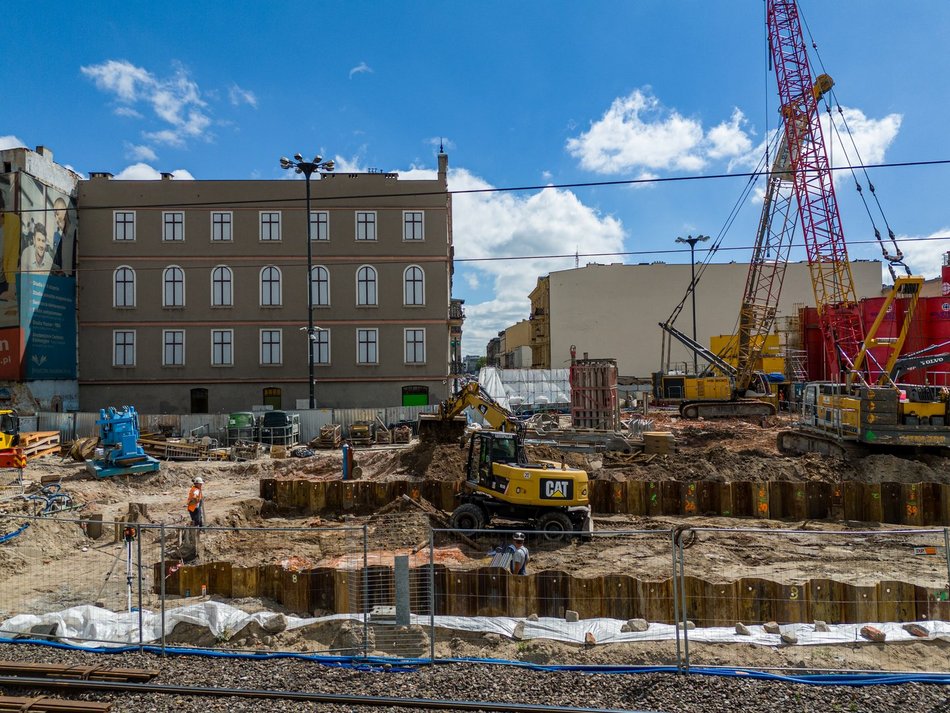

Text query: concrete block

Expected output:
[565,610,579,623]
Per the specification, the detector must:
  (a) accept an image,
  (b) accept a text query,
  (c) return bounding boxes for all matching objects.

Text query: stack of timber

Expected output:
[642,431,676,455]
[375,425,391,444]
[20,431,61,460]
[230,441,262,461]
[138,437,210,461]
[317,424,342,449]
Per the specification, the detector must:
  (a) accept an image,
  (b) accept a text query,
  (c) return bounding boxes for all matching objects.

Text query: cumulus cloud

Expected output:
[566,89,753,176]
[349,62,373,79]
[81,59,212,147]
[124,143,158,162]
[893,230,950,280]
[114,106,143,119]
[113,163,195,180]
[0,135,26,150]
[228,84,258,108]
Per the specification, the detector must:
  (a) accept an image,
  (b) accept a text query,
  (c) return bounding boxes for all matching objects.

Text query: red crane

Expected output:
[766,0,864,380]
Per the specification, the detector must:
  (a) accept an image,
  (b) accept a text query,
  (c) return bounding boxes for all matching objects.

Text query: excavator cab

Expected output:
[0,410,20,449]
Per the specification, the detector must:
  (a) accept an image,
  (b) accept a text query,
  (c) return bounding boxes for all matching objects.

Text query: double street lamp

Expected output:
[280,153,335,409]
[675,234,710,374]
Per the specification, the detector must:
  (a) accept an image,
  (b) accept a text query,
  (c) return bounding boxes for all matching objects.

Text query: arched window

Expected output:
[163,266,184,307]
[404,265,425,305]
[114,266,135,308]
[211,265,233,306]
[310,266,329,306]
[356,265,377,306]
[260,265,282,306]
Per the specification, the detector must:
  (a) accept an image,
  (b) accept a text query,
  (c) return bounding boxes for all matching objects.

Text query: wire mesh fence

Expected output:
[677,526,950,673]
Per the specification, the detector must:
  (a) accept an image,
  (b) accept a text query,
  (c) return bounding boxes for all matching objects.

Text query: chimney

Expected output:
[34,146,53,162]
[437,151,448,180]
[89,172,113,180]
[160,172,174,180]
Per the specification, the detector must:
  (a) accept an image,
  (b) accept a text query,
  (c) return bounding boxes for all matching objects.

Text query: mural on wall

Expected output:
[17,174,77,380]
[0,173,22,379]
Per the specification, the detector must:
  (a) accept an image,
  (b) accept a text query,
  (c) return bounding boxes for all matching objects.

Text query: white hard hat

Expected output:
[513,532,526,542]
[193,477,204,484]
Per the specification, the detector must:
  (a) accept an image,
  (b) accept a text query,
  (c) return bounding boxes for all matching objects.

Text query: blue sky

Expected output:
[5,1,950,354]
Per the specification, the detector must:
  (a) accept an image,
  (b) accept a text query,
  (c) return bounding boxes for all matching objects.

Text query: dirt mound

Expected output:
[398,442,467,480]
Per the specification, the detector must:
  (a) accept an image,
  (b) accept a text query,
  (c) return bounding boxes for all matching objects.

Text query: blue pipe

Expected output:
[0,523,29,543]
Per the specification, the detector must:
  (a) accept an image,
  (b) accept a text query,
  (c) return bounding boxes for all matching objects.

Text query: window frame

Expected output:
[356,327,379,365]
[356,265,378,306]
[403,210,424,241]
[211,265,233,307]
[113,265,136,308]
[162,211,185,242]
[259,211,281,242]
[162,329,185,366]
[113,329,136,367]
[404,328,426,364]
[162,265,185,308]
[211,211,233,242]
[355,211,377,241]
[260,328,283,366]
[260,265,282,307]
[310,265,330,307]
[403,265,425,306]
[313,328,330,365]
[211,328,234,367]
[113,211,136,241]
[310,210,329,241]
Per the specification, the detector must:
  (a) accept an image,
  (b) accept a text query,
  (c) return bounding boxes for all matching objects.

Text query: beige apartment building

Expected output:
[529,261,884,377]
[78,153,460,413]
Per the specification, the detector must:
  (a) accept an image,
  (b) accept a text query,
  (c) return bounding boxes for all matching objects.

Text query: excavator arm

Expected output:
[441,382,520,432]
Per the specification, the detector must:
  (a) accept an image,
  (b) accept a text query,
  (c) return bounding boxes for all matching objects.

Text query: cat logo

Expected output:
[540,478,573,500]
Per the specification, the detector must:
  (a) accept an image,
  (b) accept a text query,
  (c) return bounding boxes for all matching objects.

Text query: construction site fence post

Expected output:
[429,525,436,663]
[159,523,166,656]
[362,523,369,661]
[136,523,143,651]
[670,528,682,673]
[677,528,690,673]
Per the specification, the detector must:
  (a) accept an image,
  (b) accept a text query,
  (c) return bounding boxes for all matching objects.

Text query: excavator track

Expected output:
[679,400,776,419]
[776,429,866,459]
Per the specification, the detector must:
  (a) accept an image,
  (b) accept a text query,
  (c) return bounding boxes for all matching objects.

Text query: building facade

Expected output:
[529,261,884,378]
[78,153,458,413]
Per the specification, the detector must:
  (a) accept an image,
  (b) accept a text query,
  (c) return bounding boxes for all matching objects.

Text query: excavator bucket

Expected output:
[417,414,467,443]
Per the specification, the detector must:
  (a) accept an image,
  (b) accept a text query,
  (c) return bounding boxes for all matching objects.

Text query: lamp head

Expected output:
[279,157,292,169]
[294,153,304,162]
[312,155,322,164]
[323,160,335,172]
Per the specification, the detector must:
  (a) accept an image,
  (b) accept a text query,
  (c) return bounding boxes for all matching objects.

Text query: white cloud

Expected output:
[349,62,373,79]
[893,230,950,280]
[566,89,753,175]
[113,163,195,180]
[114,106,143,119]
[124,143,158,162]
[0,135,26,150]
[228,84,258,108]
[81,59,213,147]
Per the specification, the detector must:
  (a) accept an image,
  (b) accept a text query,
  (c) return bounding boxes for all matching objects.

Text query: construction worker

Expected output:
[187,477,204,527]
[509,532,529,575]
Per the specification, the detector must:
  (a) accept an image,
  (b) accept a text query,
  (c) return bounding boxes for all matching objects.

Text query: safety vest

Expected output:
[187,485,203,512]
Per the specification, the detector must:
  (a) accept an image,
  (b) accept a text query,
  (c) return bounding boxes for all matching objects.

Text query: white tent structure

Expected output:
[477,367,570,413]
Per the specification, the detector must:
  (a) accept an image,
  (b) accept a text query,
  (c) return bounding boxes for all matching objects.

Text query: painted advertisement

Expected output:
[0,173,18,330]
[17,175,77,379]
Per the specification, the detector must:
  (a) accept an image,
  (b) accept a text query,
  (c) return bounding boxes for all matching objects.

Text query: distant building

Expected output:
[77,152,461,413]
[0,145,81,411]
[462,354,481,374]
[529,261,884,378]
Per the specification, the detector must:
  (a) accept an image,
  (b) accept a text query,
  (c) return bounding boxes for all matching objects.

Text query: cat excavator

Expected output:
[417,381,520,442]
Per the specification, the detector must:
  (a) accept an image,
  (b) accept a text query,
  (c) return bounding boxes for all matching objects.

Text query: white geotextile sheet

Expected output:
[2,601,949,650]
[478,367,571,411]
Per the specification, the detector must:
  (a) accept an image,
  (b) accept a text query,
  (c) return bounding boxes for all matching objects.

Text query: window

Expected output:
[211,266,233,307]
[163,329,185,366]
[405,328,426,364]
[113,266,135,308]
[260,329,282,365]
[163,211,184,241]
[260,266,282,306]
[403,211,424,241]
[310,211,329,241]
[163,266,185,307]
[260,211,281,241]
[313,328,330,364]
[356,211,376,241]
[404,265,425,305]
[311,266,329,306]
[211,211,232,241]
[114,211,135,241]
[262,387,281,409]
[212,329,233,366]
[357,328,378,364]
[113,330,135,366]
[356,265,377,306]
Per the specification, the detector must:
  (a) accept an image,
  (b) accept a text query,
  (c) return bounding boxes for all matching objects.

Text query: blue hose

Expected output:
[0,523,29,544]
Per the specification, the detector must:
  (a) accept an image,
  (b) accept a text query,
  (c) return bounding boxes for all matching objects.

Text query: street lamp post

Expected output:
[675,234,710,374]
[280,153,335,409]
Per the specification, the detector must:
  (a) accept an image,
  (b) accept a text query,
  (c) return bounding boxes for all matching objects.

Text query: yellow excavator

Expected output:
[0,409,26,469]
[417,381,520,442]
[449,429,592,539]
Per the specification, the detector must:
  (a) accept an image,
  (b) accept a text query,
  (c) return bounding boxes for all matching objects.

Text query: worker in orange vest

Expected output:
[187,476,204,527]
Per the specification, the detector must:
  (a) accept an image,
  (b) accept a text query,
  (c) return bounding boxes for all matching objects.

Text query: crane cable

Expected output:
[800,11,910,281]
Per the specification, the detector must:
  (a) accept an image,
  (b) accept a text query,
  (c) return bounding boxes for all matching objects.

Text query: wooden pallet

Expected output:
[317,424,342,449]
[21,431,61,460]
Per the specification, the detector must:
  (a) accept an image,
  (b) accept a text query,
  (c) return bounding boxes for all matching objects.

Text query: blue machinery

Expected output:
[87,406,160,479]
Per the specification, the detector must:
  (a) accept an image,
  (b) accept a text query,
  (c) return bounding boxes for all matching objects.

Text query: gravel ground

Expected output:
[0,644,947,712]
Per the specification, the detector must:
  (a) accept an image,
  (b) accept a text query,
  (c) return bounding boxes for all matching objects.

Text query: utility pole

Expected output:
[675,235,710,374]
